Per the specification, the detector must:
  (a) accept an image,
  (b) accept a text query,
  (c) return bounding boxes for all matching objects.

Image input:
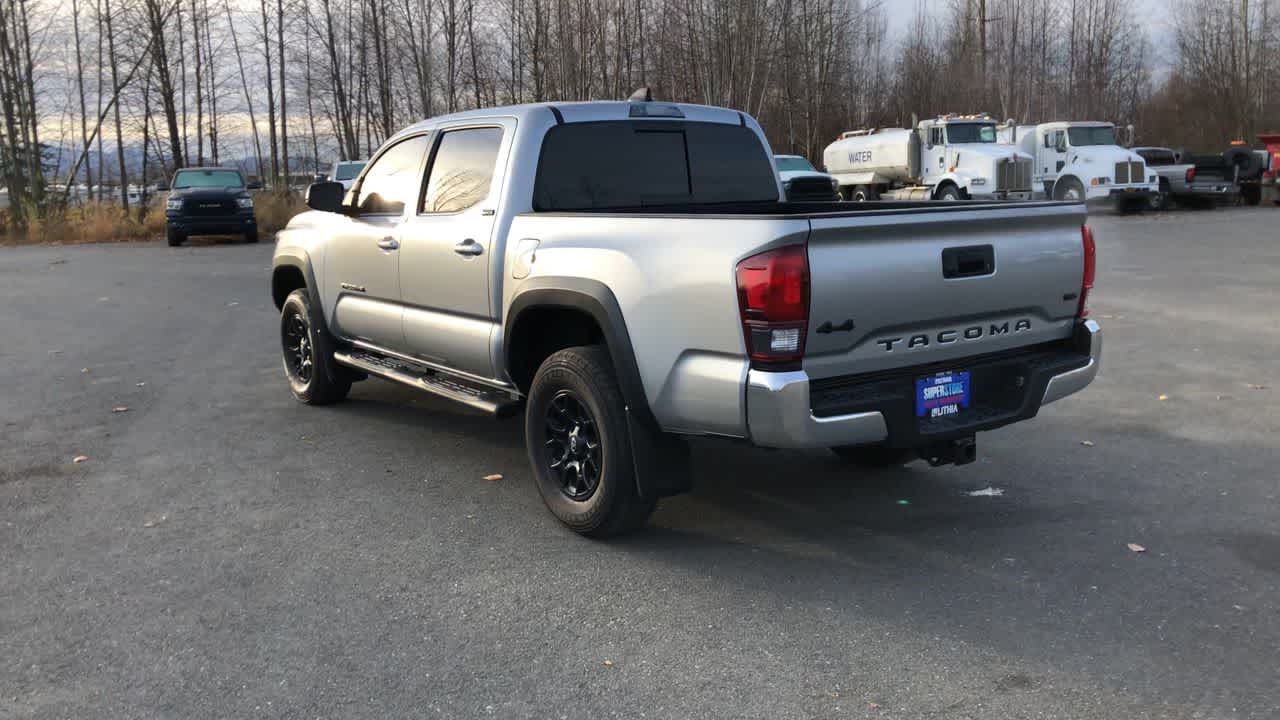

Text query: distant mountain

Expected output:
[45,142,335,183]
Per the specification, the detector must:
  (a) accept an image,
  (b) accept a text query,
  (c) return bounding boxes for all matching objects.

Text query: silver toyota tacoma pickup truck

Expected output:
[271,98,1101,537]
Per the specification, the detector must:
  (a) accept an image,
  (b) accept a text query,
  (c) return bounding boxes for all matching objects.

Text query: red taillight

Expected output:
[1078,224,1096,318]
[736,245,810,369]
[1185,166,1196,183]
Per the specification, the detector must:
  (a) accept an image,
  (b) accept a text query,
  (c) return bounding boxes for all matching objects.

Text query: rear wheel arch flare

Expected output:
[507,305,604,393]
[504,279,655,429]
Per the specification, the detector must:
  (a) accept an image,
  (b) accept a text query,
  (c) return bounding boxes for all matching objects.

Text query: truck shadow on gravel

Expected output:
[643,440,1102,545]
[339,380,1102,545]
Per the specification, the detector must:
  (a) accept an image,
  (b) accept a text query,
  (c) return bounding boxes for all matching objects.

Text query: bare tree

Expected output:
[224,0,264,178]
[190,0,203,164]
[259,0,278,183]
[143,0,186,170]
[277,0,288,184]
[105,0,128,209]
[72,0,93,196]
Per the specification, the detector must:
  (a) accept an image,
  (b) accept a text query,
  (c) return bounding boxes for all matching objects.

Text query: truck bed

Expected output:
[510,198,1090,439]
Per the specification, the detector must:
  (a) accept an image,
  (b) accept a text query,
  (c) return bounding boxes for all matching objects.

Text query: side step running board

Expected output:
[333,349,522,418]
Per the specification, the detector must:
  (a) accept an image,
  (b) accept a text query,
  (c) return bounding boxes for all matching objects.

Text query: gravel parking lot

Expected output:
[2,207,1278,719]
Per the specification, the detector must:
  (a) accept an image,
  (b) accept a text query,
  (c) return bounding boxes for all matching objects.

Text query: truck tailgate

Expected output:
[803,202,1088,380]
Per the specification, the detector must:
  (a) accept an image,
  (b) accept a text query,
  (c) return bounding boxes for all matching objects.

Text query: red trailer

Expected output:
[1259,133,1280,205]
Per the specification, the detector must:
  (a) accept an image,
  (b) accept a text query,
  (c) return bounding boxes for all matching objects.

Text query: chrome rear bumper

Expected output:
[746,320,1101,449]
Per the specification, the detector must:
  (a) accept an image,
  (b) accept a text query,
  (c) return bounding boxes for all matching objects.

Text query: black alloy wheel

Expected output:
[278,288,351,405]
[543,390,602,501]
[282,308,314,385]
[524,345,655,537]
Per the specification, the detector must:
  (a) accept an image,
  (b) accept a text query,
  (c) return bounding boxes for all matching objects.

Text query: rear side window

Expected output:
[533,121,777,211]
[421,127,504,214]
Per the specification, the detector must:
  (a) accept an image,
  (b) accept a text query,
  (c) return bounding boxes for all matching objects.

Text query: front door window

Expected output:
[355,135,433,216]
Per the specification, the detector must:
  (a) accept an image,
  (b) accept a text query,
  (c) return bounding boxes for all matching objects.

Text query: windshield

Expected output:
[1068,126,1118,147]
[946,123,997,143]
[334,162,366,181]
[173,169,244,189]
[775,156,816,172]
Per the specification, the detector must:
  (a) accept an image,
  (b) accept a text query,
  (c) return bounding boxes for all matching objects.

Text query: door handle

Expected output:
[453,238,483,257]
[377,237,399,251]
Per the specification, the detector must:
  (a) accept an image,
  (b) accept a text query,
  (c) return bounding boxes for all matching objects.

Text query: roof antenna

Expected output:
[628,87,653,102]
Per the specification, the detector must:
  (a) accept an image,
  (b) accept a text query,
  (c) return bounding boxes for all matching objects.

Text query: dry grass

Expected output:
[1,189,308,245]
[253,190,308,236]
[2,201,166,245]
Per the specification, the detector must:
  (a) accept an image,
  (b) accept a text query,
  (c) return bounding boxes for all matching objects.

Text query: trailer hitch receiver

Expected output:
[918,435,977,467]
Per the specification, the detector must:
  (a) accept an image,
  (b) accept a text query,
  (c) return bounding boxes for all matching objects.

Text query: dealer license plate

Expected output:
[915,371,970,418]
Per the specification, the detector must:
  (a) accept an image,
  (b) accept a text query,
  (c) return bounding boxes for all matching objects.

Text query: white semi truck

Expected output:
[822,115,1034,202]
[998,121,1156,209]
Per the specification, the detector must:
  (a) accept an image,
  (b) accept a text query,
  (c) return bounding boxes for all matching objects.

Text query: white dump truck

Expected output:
[998,122,1156,209]
[822,114,1034,202]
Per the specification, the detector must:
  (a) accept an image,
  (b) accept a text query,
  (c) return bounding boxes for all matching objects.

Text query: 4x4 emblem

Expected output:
[816,319,854,334]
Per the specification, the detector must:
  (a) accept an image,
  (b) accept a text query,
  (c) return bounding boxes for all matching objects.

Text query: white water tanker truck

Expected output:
[823,114,1034,202]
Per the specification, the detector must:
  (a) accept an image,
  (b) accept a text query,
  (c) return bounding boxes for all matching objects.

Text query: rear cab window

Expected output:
[1137,150,1176,166]
[532,121,778,211]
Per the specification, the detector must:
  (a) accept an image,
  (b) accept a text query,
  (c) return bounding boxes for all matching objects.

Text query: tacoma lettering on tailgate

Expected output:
[876,319,1032,352]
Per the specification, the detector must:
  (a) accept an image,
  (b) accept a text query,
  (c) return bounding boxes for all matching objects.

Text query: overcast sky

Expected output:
[880,0,1179,68]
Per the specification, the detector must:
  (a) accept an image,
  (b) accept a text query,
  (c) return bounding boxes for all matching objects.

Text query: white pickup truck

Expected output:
[272,97,1101,536]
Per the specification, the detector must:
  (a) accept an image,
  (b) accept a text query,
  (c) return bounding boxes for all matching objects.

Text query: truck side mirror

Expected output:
[1055,137,1067,153]
[305,181,345,213]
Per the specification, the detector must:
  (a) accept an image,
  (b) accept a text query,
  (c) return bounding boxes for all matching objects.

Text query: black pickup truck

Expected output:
[164,167,261,246]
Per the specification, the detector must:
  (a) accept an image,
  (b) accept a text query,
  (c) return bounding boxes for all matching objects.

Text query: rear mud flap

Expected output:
[627,410,692,499]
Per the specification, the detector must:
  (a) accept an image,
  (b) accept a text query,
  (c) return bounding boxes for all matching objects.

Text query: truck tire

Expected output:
[280,288,351,405]
[244,228,260,243]
[525,346,656,538]
[1053,178,1085,202]
[1241,184,1262,206]
[1148,180,1169,211]
[830,445,915,469]
[1116,196,1145,215]
[851,185,879,202]
[166,228,185,246]
[1223,147,1263,181]
[935,184,962,201]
